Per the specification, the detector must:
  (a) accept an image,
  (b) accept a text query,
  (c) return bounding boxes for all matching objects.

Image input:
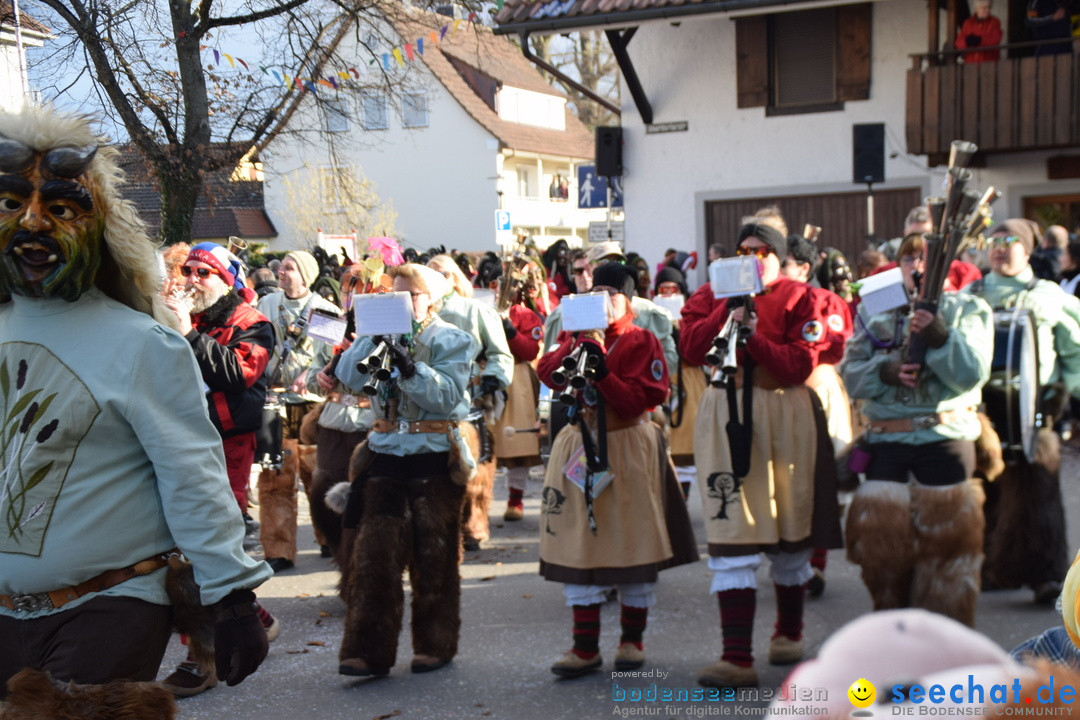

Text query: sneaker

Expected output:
[807,567,826,598]
[264,616,281,643]
[614,642,645,671]
[319,544,333,558]
[242,513,259,533]
[265,557,294,573]
[463,536,481,552]
[697,660,758,689]
[161,661,217,698]
[551,650,602,678]
[503,504,524,521]
[768,635,804,665]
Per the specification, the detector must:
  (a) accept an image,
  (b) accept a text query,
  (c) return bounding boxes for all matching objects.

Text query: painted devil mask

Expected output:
[0,136,103,301]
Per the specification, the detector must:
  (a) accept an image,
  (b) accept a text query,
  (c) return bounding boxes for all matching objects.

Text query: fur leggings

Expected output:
[340,469,465,669]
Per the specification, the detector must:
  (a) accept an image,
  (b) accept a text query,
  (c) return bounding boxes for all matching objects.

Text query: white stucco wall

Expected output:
[616,0,1077,285]
[263,62,499,254]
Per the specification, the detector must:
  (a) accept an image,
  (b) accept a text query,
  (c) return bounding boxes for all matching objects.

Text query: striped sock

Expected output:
[773,583,806,641]
[508,488,524,508]
[619,605,648,649]
[571,604,601,658]
[810,547,828,571]
[717,588,756,668]
[255,602,275,630]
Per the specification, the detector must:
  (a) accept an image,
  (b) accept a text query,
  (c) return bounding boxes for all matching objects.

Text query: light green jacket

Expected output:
[841,292,993,444]
[256,289,340,404]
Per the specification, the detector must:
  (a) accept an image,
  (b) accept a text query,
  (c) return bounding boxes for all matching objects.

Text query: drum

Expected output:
[983,308,1041,462]
[255,395,285,469]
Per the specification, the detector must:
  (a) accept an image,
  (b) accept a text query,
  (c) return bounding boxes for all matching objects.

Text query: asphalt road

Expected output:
[162,451,1080,720]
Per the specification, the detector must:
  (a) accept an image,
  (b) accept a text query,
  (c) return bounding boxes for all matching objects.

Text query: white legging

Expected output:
[506,466,529,492]
[563,582,657,608]
[708,549,814,593]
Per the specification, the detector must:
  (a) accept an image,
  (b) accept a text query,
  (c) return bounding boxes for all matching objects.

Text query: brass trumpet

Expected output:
[552,345,600,405]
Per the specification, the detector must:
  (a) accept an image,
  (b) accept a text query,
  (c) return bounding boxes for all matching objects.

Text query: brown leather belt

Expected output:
[326,391,370,409]
[0,548,178,613]
[371,419,458,435]
[867,408,975,434]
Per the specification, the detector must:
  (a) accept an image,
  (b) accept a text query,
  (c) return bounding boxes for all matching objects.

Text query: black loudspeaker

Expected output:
[852,123,885,184]
[595,126,623,177]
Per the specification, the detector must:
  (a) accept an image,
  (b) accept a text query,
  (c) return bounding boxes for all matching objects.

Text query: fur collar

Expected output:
[197,289,243,327]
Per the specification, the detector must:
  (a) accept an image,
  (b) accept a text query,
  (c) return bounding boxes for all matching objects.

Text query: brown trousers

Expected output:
[340,463,465,670]
[258,402,317,561]
[0,596,172,698]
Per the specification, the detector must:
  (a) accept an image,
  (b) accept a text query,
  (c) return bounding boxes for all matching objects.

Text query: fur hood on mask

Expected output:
[0,105,178,331]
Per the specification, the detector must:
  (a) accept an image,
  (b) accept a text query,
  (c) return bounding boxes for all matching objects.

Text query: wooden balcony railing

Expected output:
[906,40,1079,162]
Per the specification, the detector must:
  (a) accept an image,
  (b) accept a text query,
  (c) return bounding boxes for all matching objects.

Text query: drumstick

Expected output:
[503,427,541,437]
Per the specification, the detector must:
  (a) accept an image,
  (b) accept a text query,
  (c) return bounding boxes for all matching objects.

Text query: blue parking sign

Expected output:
[577,165,623,209]
[495,210,511,231]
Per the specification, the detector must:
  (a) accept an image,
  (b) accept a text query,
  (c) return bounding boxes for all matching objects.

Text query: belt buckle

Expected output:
[341,393,357,407]
[398,418,410,434]
[911,414,939,431]
[11,592,53,613]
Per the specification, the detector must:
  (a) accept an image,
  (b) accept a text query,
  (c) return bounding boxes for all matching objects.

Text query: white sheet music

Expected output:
[709,256,764,299]
[653,294,685,317]
[561,292,612,331]
[353,292,414,336]
[858,268,909,317]
[306,309,347,345]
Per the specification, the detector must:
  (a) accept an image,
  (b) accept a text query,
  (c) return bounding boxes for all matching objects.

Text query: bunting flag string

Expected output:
[199,17,479,92]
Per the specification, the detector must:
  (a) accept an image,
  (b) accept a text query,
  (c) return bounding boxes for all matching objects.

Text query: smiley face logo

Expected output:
[848,678,876,708]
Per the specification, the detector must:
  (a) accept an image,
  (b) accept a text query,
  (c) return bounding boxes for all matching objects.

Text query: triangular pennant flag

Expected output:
[305,80,317,93]
[338,71,350,81]
[283,74,292,86]
[417,38,424,54]
[349,67,359,78]
[328,77,338,89]
[497,0,504,9]
[295,77,305,90]
[430,31,439,45]
[404,43,414,61]
[200,44,208,50]
[259,66,268,75]
[382,53,390,71]
[440,26,448,40]
[392,48,404,67]
[237,57,249,71]
[224,53,235,67]
[467,11,476,22]
[213,49,220,65]
[272,70,282,83]
[319,78,334,88]
[452,19,462,36]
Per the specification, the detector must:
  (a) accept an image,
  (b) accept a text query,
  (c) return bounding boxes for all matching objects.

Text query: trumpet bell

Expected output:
[948,140,978,169]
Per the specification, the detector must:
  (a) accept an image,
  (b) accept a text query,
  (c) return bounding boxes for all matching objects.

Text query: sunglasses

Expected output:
[572,267,587,275]
[735,245,774,259]
[989,236,1021,250]
[180,266,218,278]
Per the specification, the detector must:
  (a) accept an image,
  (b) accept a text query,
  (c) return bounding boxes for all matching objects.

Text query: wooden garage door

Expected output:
[704,187,922,264]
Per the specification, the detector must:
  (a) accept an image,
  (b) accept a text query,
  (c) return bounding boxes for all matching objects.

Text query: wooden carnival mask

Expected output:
[0,135,104,301]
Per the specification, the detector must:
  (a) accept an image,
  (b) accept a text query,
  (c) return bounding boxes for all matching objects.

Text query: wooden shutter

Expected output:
[836,3,872,102]
[735,15,768,109]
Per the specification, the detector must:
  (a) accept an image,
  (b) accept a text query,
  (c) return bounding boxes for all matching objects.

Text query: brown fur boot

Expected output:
[0,668,175,720]
[846,480,915,610]
[911,479,985,627]
[409,477,466,664]
[460,459,494,549]
[973,412,1005,482]
[296,443,323,546]
[257,438,299,562]
[983,429,1067,595]
[163,557,216,676]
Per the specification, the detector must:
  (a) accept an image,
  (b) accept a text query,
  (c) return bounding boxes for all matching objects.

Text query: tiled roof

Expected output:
[386,7,594,160]
[493,0,831,34]
[0,2,50,36]
[116,145,277,240]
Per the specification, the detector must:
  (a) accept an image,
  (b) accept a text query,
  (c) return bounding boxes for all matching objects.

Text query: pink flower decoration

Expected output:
[367,237,404,267]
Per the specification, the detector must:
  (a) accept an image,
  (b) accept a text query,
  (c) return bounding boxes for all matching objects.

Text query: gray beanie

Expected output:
[285,250,320,288]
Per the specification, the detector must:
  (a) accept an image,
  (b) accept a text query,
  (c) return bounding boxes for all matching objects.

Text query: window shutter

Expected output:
[837,3,872,101]
[735,15,768,109]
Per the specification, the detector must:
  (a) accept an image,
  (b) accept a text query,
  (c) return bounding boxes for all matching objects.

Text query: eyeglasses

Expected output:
[572,267,587,275]
[899,256,924,266]
[735,245,774,259]
[990,236,1021,250]
[180,266,217,278]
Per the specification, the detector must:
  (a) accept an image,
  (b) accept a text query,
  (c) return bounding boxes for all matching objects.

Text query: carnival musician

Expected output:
[961,219,1080,604]
[493,256,547,522]
[842,234,993,626]
[427,254,514,551]
[681,222,842,689]
[537,262,697,680]
[333,264,476,677]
